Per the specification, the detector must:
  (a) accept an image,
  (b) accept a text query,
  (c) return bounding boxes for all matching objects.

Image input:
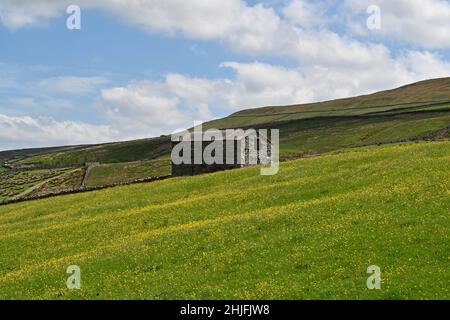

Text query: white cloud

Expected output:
[0,0,282,53]
[3,0,450,56]
[282,0,331,29]
[2,0,450,51]
[97,63,312,136]
[0,0,62,29]
[99,81,209,138]
[1,0,448,97]
[218,54,450,107]
[218,62,313,107]
[0,113,117,150]
[97,54,450,138]
[292,29,392,68]
[344,0,450,48]
[399,51,450,79]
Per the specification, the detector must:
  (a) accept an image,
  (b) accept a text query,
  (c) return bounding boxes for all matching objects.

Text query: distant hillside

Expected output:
[205,77,450,129]
[5,136,171,167]
[0,144,91,164]
[2,77,450,168]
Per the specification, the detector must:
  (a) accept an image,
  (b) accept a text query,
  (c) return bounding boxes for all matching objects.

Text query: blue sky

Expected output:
[1,0,450,150]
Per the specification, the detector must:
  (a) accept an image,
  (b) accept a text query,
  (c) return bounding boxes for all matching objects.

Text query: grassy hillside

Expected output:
[3,78,450,168]
[0,141,448,299]
[0,145,91,164]
[205,77,450,129]
[276,110,450,156]
[9,106,450,169]
[85,159,171,187]
[12,136,171,167]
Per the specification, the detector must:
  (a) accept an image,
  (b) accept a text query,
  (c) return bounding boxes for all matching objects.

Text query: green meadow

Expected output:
[86,159,171,187]
[0,141,448,299]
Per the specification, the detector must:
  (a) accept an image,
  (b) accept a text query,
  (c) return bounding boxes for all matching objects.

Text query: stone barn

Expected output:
[171,129,271,177]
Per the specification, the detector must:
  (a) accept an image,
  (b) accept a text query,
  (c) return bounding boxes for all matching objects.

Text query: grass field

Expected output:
[0,141,448,299]
[86,159,171,187]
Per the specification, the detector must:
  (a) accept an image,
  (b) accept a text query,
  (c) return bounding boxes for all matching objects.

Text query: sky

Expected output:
[1,0,450,150]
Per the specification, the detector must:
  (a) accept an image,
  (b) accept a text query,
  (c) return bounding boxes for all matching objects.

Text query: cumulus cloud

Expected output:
[217,62,312,107]
[282,0,332,29]
[97,54,450,138]
[344,0,450,48]
[0,0,448,105]
[99,80,213,138]
[0,0,287,55]
[399,51,450,78]
[0,0,62,29]
[3,0,450,50]
[221,52,450,104]
[97,63,311,136]
[0,113,117,150]
[2,0,450,72]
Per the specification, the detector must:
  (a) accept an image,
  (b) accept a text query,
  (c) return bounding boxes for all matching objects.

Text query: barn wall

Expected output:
[171,140,244,177]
